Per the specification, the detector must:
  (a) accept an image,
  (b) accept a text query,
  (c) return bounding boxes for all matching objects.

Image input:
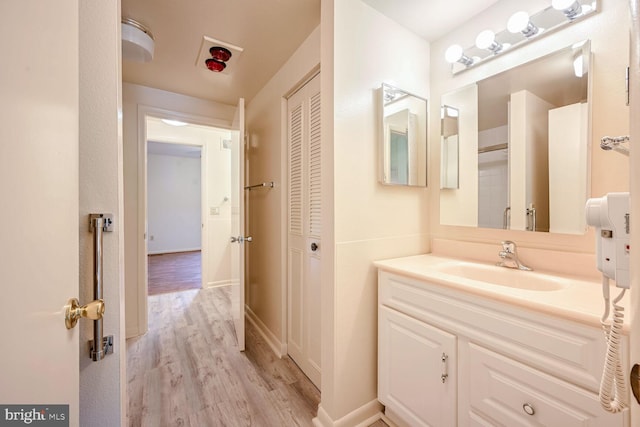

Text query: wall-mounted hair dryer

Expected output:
[585,192,630,288]
[585,192,630,414]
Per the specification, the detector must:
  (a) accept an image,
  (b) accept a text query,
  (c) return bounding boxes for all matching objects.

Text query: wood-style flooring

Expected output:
[127,286,321,426]
[148,251,202,295]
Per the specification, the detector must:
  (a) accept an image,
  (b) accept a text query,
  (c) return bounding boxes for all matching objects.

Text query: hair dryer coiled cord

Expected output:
[599,277,628,413]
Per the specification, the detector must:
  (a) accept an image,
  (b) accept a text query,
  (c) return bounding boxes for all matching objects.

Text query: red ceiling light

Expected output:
[209,46,232,62]
[205,58,226,72]
[205,46,232,72]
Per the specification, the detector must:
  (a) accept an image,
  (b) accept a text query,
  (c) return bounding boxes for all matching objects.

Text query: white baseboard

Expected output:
[125,325,143,340]
[245,305,287,358]
[205,280,232,288]
[312,400,383,427]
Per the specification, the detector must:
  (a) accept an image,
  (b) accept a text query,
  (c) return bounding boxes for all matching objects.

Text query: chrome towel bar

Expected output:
[244,181,274,190]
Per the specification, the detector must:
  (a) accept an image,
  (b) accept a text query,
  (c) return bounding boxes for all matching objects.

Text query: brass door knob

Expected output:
[65,298,105,329]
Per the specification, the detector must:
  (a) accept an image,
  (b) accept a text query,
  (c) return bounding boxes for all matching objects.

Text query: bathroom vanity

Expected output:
[375,254,629,427]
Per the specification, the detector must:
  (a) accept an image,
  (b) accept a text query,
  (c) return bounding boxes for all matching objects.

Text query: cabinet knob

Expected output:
[522,403,535,416]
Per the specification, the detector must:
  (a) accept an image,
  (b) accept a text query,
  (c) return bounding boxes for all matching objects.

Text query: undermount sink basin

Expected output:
[432,262,571,291]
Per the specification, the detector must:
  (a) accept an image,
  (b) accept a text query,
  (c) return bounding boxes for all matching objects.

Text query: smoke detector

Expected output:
[196,36,243,75]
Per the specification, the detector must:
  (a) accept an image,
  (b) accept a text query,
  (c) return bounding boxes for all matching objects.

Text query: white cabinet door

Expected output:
[379,306,457,427]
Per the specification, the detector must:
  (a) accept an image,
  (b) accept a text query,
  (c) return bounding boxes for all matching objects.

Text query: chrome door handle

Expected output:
[231,236,252,243]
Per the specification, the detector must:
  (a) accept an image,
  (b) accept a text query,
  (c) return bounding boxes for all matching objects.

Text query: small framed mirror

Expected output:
[379,84,428,187]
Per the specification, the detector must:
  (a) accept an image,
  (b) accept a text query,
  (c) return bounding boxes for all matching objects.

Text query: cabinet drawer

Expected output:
[379,271,614,392]
[464,343,626,426]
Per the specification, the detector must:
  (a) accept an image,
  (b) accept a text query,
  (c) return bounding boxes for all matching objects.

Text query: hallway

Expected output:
[147,251,202,295]
[126,286,320,426]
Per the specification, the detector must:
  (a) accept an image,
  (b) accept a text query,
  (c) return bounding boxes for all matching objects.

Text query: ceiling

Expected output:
[124,0,565,109]
[361,0,501,41]
[121,0,320,106]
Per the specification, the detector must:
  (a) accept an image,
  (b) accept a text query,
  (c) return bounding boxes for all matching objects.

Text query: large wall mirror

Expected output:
[440,40,591,234]
[379,84,428,187]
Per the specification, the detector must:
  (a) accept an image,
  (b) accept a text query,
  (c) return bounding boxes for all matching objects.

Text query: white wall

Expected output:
[430,0,629,253]
[317,0,431,424]
[244,26,320,353]
[147,152,201,254]
[79,0,125,425]
[123,83,236,337]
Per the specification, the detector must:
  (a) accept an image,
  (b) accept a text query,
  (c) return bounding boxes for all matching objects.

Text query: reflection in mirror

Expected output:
[439,40,590,234]
[441,105,459,189]
[380,84,428,187]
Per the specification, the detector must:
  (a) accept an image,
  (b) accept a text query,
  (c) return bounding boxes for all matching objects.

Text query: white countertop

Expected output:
[375,254,630,332]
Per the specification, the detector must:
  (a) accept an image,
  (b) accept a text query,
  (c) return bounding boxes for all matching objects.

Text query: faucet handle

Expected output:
[501,240,516,253]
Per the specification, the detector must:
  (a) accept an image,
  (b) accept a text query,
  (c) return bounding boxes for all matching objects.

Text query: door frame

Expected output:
[135,105,232,335]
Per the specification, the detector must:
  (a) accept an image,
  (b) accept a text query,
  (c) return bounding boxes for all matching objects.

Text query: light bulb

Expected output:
[475,30,503,53]
[475,30,495,49]
[444,44,473,67]
[507,11,530,33]
[507,11,539,37]
[552,0,582,19]
[445,44,463,63]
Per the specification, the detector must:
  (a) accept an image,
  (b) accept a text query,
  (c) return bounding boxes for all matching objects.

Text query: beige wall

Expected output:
[123,83,236,337]
[318,0,431,424]
[79,0,125,424]
[430,0,630,253]
[244,26,320,352]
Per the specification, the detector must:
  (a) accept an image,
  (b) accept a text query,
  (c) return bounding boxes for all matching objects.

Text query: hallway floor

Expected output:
[126,286,321,426]
[147,251,202,295]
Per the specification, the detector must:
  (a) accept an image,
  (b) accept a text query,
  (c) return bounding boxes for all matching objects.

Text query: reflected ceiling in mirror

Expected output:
[447,0,597,73]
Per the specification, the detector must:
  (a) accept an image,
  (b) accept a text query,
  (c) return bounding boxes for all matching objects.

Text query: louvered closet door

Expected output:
[287,73,321,388]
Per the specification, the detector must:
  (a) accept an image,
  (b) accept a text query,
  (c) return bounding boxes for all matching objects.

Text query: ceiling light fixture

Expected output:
[552,0,583,20]
[209,46,232,62]
[205,58,226,72]
[445,44,474,67]
[205,46,233,72]
[507,11,540,38]
[161,119,188,127]
[121,18,154,62]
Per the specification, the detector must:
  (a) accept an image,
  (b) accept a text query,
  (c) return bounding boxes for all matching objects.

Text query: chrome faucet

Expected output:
[497,241,532,271]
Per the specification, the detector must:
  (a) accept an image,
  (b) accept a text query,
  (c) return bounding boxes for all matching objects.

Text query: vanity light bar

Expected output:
[444,0,597,72]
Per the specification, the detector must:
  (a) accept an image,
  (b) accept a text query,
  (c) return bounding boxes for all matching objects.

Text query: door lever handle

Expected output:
[65,298,104,329]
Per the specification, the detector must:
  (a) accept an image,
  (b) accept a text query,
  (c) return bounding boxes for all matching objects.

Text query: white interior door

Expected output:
[0,0,80,424]
[287,73,322,387]
[231,98,246,351]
